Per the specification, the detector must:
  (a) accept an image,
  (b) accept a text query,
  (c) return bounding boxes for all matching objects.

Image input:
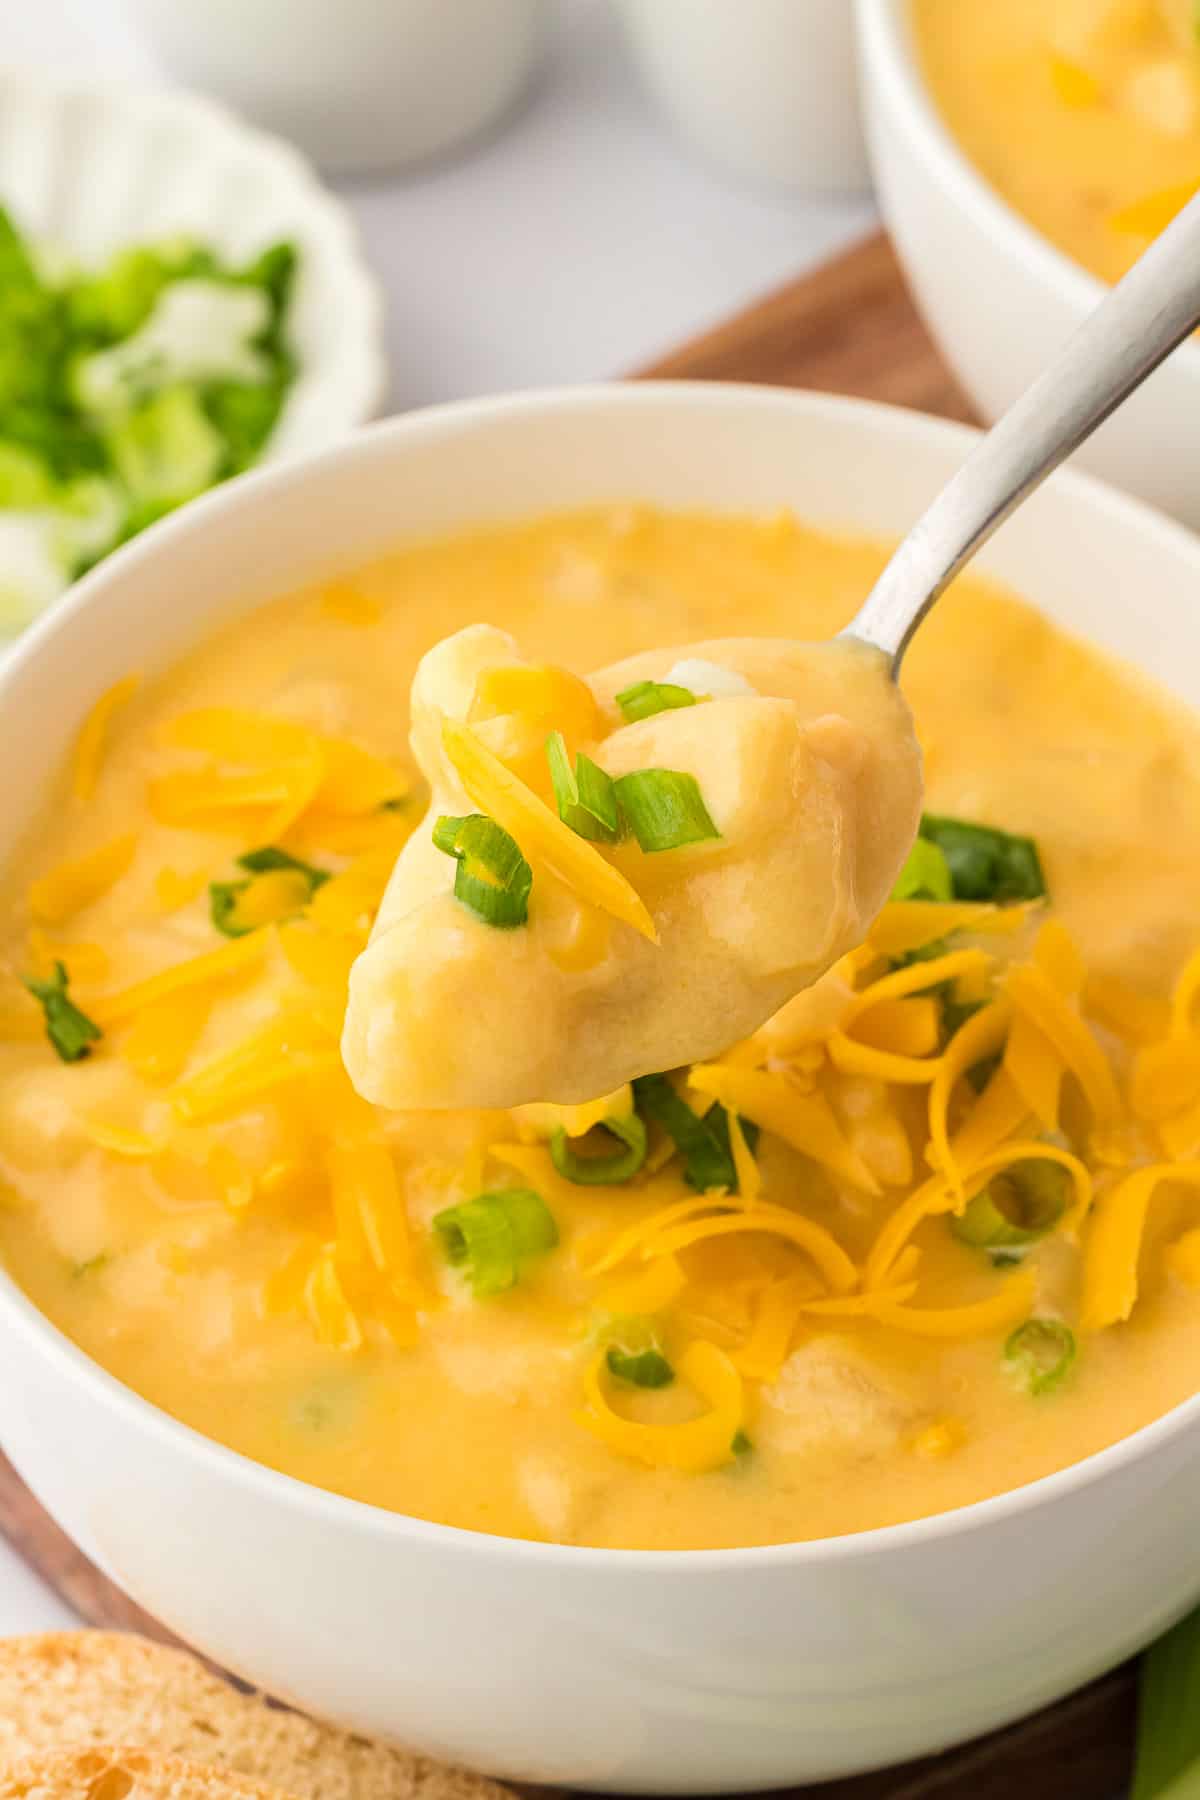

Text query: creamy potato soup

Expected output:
[916,0,1200,287]
[2,506,1200,1550]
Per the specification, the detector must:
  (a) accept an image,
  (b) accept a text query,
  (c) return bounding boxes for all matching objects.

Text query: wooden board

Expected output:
[0,230,1139,1798]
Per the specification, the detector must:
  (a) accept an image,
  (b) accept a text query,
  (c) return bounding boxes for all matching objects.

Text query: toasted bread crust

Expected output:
[0,1635,513,1800]
[0,1747,288,1800]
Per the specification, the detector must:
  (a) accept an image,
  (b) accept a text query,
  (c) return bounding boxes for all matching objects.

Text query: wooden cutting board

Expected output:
[0,230,1140,1798]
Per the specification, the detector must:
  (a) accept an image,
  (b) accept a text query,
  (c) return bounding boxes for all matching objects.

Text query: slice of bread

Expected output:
[0,1635,514,1800]
[0,1747,287,1800]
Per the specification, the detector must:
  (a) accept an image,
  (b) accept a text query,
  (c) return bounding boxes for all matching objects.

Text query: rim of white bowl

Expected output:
[4,379,1200,1572]
[857,0,1200,376]
[0,68,388,451]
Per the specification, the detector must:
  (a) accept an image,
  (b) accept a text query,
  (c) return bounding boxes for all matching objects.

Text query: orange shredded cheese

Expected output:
[732,1272,814,1381]
[72,673,141,803]
[1081,1163,1200,1331]
[600,1255,687,1316]
[92,931,268,1027]
[867,900,1035,960]
[304,1247,364,1352]
[154,867,208,913]
[688,1064,880,1194]
[927,999,1015,1190]
[120,990,211,1084]
[850,996,940,1059]
[441,718,658,943]
[576,1340,743,1472]
[869,1267,1037,1339]
[29,835,137,924]
[642,1205,858,1296]
[726,1110,761,1207]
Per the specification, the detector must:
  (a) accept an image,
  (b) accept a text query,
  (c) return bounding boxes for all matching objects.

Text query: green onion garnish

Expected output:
[210,845,330,938]
[951,1158,1069,1254]
[1004,1318,1076,1396]
[606,1345,675,1388]
[24,961,102,1063]
[632,1075,757,1193]
[918,814,1046,902]
[550,1112,648,1185]
[615,680,698,723]
[433,1187,558,1296]
[432,813,533,929]
[237,845,331,887]
[209,882,255,938]
[1133,1606,1200,1800]
[545,730,620,842]
[890,836,953,903]
[613,769,719,853]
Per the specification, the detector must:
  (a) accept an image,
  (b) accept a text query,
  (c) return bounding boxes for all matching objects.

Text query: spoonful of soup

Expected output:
[344,193,1200,1112]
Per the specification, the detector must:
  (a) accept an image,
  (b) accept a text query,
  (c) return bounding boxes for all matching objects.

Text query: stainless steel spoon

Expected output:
[846,190,1200,671]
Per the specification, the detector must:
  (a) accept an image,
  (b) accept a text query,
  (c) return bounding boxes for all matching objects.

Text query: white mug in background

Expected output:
[615,0,870,195]
[112,0,552,175]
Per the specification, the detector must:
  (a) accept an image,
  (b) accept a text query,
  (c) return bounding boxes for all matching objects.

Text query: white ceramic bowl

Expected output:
[0,71,386,458]
[111,0,552,177]
[857,0,1200,529]
[617,0,870,194]
[2,385,1200,1793]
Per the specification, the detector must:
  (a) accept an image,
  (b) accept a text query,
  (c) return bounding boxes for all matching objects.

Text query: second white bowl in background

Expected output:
[857,0,1200,529]
[617,0,871,195]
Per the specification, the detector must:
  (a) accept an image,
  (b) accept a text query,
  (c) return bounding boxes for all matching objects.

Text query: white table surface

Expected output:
[0,0,874,1633]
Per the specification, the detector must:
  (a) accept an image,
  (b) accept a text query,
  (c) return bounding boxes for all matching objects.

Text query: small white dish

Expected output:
[617,0,871,194]
[2,384,1200,1790]
[0,70,386,461]
[112,0,553,177]
[857,0,1200,529]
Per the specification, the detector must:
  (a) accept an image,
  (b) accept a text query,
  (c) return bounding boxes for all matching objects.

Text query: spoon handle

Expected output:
[847,190,1200,670]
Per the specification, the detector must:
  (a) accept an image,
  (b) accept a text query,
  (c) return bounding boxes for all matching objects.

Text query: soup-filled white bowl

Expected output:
[857,0,1200,530]
[2,385,1200,1793]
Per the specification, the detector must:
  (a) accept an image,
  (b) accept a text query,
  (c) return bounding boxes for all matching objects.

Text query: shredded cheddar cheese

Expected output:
[576,1340,744,1472]
[72,674,141,803]
[29,835,137,924]
[441,718,658,943]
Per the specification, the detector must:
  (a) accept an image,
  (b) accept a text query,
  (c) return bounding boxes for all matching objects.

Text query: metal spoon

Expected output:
[846,190,1200,671]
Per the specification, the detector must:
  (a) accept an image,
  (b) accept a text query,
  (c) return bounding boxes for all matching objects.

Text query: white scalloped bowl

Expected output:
[0,72,386,459]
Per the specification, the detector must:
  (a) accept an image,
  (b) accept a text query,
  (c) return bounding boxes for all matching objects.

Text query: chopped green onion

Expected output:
[615,680,698,723]
[24,962,102,1063]
[433,1187,558,1296]
[1133,1605,1200,1800]
[632,1075,757,1192]
[1004,1318,1076,1396]
[614,769,719,853]
[432,812,533,928]
[731,1429,754,1456]
[209,881,255,938]
[210,844,331,937]
[891,836,954,903]
[951,1158,1069,1253]
[918,814,1046,902]
[236,844,330,889]
[550,1112,647,1185]
[606,1345,675,1388]
[545,730,620,842]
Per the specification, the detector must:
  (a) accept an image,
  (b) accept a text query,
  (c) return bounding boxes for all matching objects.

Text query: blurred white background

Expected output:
[0,0,874,1630]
